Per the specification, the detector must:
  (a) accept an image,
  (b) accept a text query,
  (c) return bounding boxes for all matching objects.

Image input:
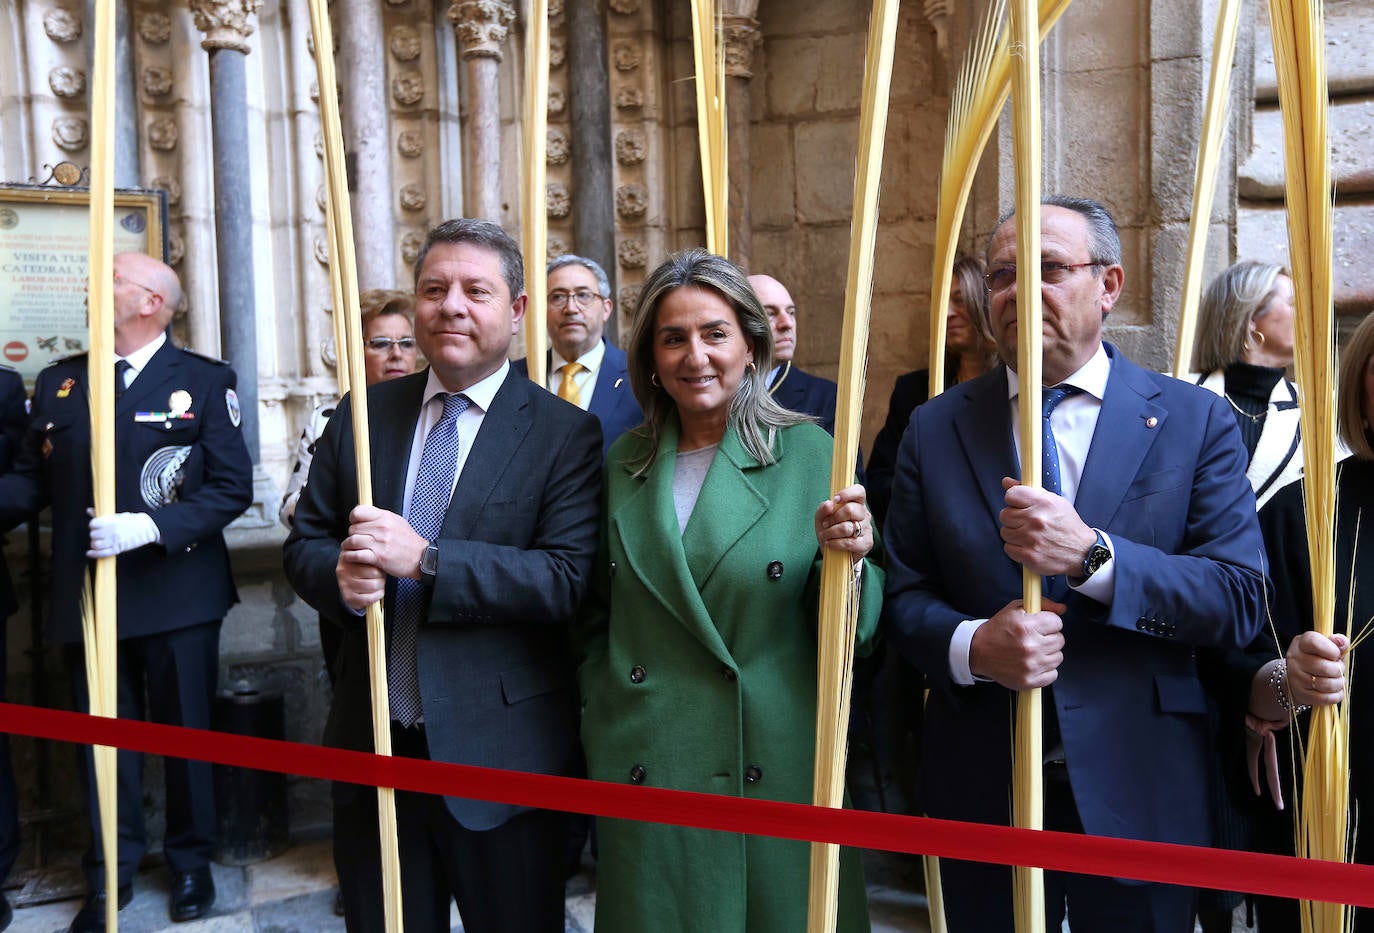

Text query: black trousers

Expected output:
[939,767,1198,933]
[0,611,19,886]
[67,620,220,888]
[333,724,568,933]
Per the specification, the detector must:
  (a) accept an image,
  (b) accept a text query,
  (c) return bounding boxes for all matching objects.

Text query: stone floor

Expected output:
[3,839,934,932]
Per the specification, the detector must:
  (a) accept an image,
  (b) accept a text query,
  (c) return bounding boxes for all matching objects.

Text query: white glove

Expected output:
[87,512,161,558]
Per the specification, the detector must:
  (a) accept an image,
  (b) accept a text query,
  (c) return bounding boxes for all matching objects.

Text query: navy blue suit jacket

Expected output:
[769,362,838,435]
[882,345,1264,852]
[0,343,253,643]
[514,340,643,456]
[0,367,26,620]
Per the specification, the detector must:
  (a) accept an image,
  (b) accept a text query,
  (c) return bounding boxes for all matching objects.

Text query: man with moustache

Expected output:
[284,219,602,933]
[747,273,840,434]
[882,196,1265,931]
[515,254,641,454]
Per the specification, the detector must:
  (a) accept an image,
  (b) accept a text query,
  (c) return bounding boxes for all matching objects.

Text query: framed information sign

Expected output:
[0,180,169,383]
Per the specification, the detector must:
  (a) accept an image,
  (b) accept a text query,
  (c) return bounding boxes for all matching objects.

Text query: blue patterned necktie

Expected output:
[389,392,469,726]
[1040,385,1080,496]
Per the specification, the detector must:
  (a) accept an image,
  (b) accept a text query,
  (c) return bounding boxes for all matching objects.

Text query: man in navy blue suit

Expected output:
[515,254,641,454]
[882,197,1265,932]
[748,274,840,434]
[0,365,26,932]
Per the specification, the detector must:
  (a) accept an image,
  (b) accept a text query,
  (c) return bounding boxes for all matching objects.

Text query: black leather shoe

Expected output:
[68,883,133,933]
[169,868,214,923]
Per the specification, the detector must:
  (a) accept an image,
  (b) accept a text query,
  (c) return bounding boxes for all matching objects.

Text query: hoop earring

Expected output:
[650,372,660,388]
[1249,329,1265,348]
[746,361,757,376]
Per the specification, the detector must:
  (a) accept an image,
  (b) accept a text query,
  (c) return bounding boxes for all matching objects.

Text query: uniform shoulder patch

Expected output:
[0,362,16,374]
[48,351,89,367]
[180,347,230,366]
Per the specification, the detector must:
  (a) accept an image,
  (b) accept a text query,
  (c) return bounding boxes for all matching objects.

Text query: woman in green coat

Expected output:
[576,249,882,933]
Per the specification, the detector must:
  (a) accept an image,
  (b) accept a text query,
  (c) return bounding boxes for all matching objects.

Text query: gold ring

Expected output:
[852,520,862,539]
[1312,674,1318,691]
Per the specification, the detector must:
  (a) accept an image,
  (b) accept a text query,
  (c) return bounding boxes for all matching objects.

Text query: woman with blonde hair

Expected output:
[1190,260,1300,508]
[576,248,880,932]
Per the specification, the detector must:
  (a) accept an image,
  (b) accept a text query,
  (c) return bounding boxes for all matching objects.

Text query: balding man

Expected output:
[0,252,253,931]
[748,274,840,434]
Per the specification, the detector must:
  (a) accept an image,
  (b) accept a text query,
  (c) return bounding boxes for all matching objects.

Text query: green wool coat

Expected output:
[576,418,882,933]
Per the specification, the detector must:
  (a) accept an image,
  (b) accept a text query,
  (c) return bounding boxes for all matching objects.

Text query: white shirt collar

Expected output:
[117,331,167,374]
[422,360,510,414]
[551,339,606,375]
[1005,343,1111,402]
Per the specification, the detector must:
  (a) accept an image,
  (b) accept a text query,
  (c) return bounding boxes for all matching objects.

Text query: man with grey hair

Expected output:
[284,219,602,932]
[515,253,641,454]
[883,196,1265,931]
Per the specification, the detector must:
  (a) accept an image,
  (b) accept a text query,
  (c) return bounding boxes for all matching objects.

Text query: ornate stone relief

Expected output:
[43,8,82,43]
[315,184,328,213]
[189,0,263,53]
[722,16,761,78]
[547,236,568,259]
[392,73,425,106]
[148,118,179,151]
[546,127,569,165]
[549,36,566,68]
[618,284,642,316]
[52,118,88,152]
[142,66,173,97]
[617,239,646,269]
[547,87,566,116]
[608,0,640,13]
[399,184,427,212]
[48,67,86,99]
[923,0,951,53]
[400,232,424,264]
[615,130,646,165]
[314,236,330,265]
[614,87,643,111]
[397,130,424,159]
[321,337,337,370]
[612,42,640,72]
[150,175,183,206]
[390,27,422,61]
[547,0,564,17]
[309,80,320,104]
[546,183,571,219]
[448,0,516,60]
[615,184,647,220]
[139,13,172,44]
[314,132,325,159]
[168,231,186,266]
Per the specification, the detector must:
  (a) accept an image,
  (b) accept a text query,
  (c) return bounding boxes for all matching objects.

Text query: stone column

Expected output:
[567,0,616,328]
[84,0,140,187]
[721,5,759,269]
[337,0,394,289]
[190,0,263,463]
[448,0,515,223]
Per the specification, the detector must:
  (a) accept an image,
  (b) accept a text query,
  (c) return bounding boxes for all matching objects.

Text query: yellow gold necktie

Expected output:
[558,362,584,406]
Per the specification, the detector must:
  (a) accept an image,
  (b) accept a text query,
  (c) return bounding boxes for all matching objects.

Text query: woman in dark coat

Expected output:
[1221,310,1374,931]
[576,249,881,933]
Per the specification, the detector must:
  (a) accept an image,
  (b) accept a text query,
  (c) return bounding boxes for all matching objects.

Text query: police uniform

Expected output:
[0,337,253,892]
[0,364,28,916]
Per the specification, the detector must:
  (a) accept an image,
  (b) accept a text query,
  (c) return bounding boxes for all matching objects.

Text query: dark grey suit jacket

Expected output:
[283,367,603,830]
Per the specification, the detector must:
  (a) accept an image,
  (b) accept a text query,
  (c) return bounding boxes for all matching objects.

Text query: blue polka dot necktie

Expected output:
[1040,385,1080,496]
[389,392,469,726]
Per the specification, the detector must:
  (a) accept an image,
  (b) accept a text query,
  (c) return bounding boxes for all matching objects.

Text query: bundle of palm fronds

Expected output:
[690,0,728,257]
[521,0,550,386]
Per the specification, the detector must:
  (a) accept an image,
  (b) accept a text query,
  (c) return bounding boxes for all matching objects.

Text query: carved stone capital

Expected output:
[923,0,951,53]
[448,0,516,61]
[188,0,263,54]
[721,15,761,79]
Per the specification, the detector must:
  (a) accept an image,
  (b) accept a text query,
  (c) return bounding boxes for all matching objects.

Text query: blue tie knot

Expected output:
[1042,384,1080,419]
[440,392,470,422]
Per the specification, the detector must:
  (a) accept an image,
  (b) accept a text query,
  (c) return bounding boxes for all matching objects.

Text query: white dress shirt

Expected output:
[547,340,606,411]
[948,344,1118,685]
[116,331,167,389]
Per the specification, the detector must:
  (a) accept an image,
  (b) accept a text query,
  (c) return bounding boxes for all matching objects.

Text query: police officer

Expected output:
[0,252,253,931]
[0,363,27,931]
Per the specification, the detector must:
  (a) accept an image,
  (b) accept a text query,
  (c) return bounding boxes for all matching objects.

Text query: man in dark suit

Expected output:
[513,253,642,454]
[283,219,602,933]
[882,197,1265,932]
[748,273,840,434]
[0,253,254,931]
[0,364,27,932]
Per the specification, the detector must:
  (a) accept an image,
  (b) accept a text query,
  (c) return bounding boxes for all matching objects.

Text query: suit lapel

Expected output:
[588,343,627,422]
[680,427,767,592]
[116,340,181,420]
[1074,351,1166,530]
[952,367,1017,521]
[613,418,733,664]
[441,372,532,539]
[369,373,426,514]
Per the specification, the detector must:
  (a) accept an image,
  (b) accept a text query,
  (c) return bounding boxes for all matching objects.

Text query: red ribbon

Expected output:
[2,700,1371,908]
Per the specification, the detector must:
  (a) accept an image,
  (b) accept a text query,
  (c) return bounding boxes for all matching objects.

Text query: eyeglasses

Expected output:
[365,337,418,352]
[113,268,158,296]
[984,261,1105,293]
[549,289,605,310]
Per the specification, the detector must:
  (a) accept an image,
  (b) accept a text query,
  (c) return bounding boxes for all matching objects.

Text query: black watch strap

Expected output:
[419,542,439,585]
[1079,529,1111,581]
